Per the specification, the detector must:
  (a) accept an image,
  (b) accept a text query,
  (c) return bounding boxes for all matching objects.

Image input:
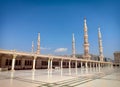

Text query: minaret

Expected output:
[83,18,91,60]
[32,41,34,53]
[72,33,75,58]
[98,27,104,61]
[37,33,40,54]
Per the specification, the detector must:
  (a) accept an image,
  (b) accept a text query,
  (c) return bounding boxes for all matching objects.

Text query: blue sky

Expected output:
[0,0,120,59]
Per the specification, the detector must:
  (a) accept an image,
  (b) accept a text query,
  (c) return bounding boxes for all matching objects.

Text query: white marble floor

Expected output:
[0,67,120,87]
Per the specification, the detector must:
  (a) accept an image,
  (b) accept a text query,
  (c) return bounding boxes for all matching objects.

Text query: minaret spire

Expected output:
[98,27,104,61]
[37,33,40,54]
[32,41,34,53]
[72,33,75,58]
[83,18,91,60]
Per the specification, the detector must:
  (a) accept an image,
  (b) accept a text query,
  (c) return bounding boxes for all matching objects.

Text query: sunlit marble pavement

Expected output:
[0,67,120,87]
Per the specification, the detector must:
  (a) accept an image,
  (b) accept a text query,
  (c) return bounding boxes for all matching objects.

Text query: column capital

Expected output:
[61,59,63,61]
[50,57,53,60]
[13,54,17,59]
[32,56,36,70]
[48,58,50,61]
[69,59,71,62]
[33,55,37,59]
[48,55,53,60]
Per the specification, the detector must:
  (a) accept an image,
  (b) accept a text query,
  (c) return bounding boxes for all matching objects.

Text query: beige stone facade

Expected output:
[0,49,113,71]
[114,52,120,63]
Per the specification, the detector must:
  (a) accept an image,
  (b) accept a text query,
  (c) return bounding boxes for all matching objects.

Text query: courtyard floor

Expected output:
[0,67,120,87]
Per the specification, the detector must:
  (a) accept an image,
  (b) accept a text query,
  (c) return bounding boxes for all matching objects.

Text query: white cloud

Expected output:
[41,47,51,50]
[54,48,67,53]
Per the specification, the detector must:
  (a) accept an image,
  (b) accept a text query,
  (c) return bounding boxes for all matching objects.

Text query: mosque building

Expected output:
[0,18,114,71]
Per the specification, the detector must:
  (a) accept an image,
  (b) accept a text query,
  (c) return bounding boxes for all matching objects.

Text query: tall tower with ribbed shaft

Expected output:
[37,33,40,54]
[72,33,75,58]
[98,27,104,61]
[83,18,91,60]
[32,41,34,53]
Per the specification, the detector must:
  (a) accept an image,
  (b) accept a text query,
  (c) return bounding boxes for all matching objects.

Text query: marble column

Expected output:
[48,59,50,69]
[98,63,100,68]
[101,63,103,67]
[93,63,95,68]
[20,57,25,69]
[11,54,17,71]
[50,59,53,69]
[96,63,97,68]
[98,63,101,72]
[85,62,88,68]
[69,60,71,69]
[75,61,78,75]
[61,60,63,69]
[81,62,83,68]
[90,62,91,68]
[75,61,77,69]
[33,56,36,70]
